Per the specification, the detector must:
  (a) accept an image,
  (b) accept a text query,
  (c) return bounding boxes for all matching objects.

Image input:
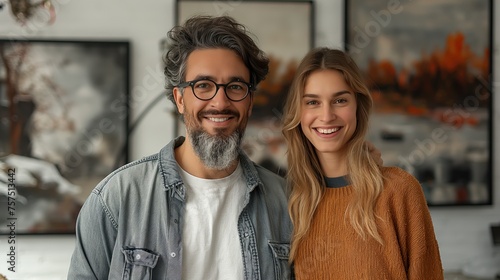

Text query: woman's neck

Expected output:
[317,151,348,178]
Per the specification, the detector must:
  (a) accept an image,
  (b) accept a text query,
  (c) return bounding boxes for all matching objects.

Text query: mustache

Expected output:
[198,109,240,118]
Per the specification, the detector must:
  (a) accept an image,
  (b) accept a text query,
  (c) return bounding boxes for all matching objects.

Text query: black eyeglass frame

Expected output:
[176,78,254,102]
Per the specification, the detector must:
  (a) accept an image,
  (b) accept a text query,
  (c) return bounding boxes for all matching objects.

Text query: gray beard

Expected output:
[188,129,242,170]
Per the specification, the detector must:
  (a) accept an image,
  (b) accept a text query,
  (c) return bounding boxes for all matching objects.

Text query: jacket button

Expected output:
[170,252,176,257]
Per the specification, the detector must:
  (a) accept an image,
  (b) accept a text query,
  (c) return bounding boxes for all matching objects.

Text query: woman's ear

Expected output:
[173,87,185,114]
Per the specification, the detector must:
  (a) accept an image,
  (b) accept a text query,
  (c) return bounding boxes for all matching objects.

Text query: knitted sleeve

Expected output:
[388,167,444,280]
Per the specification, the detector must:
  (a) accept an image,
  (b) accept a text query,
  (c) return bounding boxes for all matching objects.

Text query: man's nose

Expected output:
[209,86,231,108]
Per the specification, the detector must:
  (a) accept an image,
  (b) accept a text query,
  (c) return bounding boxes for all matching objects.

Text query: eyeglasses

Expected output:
[177,78,253,102]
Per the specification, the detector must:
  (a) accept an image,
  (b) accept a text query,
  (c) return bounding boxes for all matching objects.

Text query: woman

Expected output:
[282,48,443,279]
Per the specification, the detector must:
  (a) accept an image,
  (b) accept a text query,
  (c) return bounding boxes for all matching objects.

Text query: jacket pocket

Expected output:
[121,247,159,280]
[268,241,293,280]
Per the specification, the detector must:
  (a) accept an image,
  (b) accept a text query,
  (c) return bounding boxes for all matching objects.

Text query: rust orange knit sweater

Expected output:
[294,167,443,280]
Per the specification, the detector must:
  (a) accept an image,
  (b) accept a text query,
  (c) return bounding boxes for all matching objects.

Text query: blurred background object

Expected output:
[4,0,55,25]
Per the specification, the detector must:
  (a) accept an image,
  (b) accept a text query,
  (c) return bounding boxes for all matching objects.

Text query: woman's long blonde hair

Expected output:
[282,48,384,261]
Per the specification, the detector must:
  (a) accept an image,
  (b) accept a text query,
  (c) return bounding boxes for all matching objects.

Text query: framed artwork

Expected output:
[0,39,130,234]
[175,0,314,176]
[345,0,493,206]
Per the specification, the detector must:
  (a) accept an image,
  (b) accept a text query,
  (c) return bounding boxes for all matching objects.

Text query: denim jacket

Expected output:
[68,137,293,280]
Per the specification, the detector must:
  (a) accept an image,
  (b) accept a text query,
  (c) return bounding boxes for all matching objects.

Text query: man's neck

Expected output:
[174,137,239,179]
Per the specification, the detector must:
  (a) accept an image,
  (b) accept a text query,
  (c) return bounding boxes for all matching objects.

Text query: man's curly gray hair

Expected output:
[163,15,269,107]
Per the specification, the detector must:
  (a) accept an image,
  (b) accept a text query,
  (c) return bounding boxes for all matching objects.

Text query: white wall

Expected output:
[0,0,498,278]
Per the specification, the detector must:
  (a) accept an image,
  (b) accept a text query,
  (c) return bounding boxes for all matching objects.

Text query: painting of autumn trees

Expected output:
[366,32,490,119]
[346,0,492,205]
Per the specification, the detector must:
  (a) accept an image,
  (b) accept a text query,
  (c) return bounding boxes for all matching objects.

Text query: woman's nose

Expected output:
[320,105,336,122]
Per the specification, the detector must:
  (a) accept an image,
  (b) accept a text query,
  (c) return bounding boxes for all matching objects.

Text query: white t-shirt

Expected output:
[179,163,246,280]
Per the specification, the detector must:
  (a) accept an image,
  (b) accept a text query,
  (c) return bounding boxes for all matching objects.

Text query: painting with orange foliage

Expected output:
[345,0,492,206]
[176,0,314,176]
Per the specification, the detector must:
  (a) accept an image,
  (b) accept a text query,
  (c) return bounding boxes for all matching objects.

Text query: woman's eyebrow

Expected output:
[302,90,352,98]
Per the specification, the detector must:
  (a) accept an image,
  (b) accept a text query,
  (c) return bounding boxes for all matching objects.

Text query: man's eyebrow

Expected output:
[229,76,249,82]
[190,74,212,80]
[190,75,249,82]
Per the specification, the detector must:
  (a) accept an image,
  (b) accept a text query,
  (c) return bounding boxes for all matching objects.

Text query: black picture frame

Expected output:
[175,0,314,176]
[344,0,493,206]
[0,39,130,234]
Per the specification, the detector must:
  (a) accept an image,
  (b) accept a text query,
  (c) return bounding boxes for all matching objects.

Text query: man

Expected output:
[68,16,293,279]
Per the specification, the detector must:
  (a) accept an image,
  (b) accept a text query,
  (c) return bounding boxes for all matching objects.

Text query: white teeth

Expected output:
[209,117,229,122]
[316,127,339,134]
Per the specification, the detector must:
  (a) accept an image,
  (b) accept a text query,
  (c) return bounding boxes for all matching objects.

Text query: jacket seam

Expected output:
[94,192,119,230]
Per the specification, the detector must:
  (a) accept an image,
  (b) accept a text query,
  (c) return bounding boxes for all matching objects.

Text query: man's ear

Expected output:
[173,87,185,114]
